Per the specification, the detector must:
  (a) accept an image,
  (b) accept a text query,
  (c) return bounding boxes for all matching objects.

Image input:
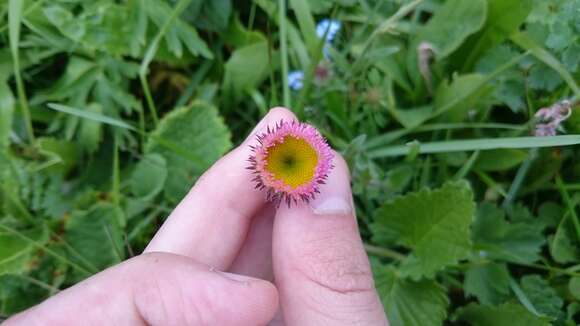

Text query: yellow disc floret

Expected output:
[265,136,319,188]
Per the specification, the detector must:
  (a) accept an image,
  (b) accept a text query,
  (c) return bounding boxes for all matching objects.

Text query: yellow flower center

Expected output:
[265,136,318,188]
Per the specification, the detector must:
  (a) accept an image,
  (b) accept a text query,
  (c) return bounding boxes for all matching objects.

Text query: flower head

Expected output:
[534,100,572,136]
[248,121,334,206]
[288,70,305,91]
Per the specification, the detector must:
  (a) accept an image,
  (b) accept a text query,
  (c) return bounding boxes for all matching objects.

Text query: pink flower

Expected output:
[248,121,334,206]
[534,100,572,137]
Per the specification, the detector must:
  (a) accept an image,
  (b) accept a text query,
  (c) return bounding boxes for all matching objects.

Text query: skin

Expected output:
[4,107,389,326]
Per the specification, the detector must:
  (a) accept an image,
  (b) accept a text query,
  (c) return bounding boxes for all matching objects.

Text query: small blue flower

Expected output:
[316,19,341,43]
[288,70,304,91]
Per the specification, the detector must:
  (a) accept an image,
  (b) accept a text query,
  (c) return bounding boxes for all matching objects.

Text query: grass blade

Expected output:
[369,135,580,158]
[47,103,137,131]
[279,0,291,108]
[8,0,34,143]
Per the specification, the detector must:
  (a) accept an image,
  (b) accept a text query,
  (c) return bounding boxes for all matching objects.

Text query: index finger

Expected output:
[145,107,297,270]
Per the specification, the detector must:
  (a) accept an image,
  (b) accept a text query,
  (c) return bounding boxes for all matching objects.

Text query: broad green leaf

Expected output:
[464,263,511,305]
[520,275,564,320]
[130,153,167,200]
[473,149,529,172]
[549,214,580,264]
[0,225,48,275]
[454,303,551,326]
[65,203,124,278]
[372,181,475,278]
[373,263,448,326]
[412,0,487,59]
[389,105,433,130]
[223,16,265,48]
[434,74,494,122]
[146,102,232,202]
[473,203,545,264]
[223,40,270,101]
[457,0,534,71]
[570,277,580,301]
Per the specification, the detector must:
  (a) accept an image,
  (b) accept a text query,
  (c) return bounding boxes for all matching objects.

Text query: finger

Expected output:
[272,153,388,325]
[5,253,278,326]
[229,205,275,280]
[146,107,297,270]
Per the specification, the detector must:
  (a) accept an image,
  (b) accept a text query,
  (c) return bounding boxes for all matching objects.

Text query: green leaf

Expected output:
[434,74,494,122]
[569,277,580,301]
[145,102,232,202]
[520,275,564,320]
[130,153,167,200]
[473,149,529,172]
[223,40,270,101]
[0,226,48,275]
[372,181,475,278]
[457,0,534,71]
[47,103,136,131]
[368,135,580,158]
[472,203,545,264]
[412,0,487,59]
[195,0,232,32]
[464,263,511,305]
[0,82,14,150]
[454,303,551,326]
[373,263,449,326]
[511,31,580,97]
[549,213,580,264]
[65,203,124,278]
[289,0,318,58]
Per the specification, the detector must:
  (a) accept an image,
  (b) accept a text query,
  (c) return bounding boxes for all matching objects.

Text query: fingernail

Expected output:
[310,157,353,216]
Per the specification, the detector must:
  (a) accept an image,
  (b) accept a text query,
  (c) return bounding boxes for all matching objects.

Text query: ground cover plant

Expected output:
[1,0,580,324]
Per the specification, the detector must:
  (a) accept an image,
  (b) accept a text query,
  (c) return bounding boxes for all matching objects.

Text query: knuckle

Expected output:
[295,233,375,296]
[133,255,216,326]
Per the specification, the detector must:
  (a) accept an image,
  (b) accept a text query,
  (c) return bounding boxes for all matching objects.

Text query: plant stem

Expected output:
[364,243,406,260]
[279,0,291,108]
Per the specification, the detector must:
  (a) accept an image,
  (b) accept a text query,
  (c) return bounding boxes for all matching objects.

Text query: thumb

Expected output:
[6,253,278,326]
[272,153,388,325]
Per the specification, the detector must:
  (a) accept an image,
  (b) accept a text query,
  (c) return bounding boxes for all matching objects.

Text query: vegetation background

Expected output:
[1,0,580,324]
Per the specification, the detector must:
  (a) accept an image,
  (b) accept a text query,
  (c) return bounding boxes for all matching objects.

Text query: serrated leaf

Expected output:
[130,153,167,200]
[464,263,511,305]
[455,303,551,326]
[145,102,232,203]
[473,203,545,264]
[373,263,449,326]
[520,275,564,320]
[65,203,124,279]
[0,225,48,275]
[372,181,475,278]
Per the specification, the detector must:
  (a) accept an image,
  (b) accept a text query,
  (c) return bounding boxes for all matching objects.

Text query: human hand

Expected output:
[4,108,388,326]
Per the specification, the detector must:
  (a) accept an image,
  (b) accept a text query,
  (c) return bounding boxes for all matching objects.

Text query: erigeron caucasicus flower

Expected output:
[248,121,334,207]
